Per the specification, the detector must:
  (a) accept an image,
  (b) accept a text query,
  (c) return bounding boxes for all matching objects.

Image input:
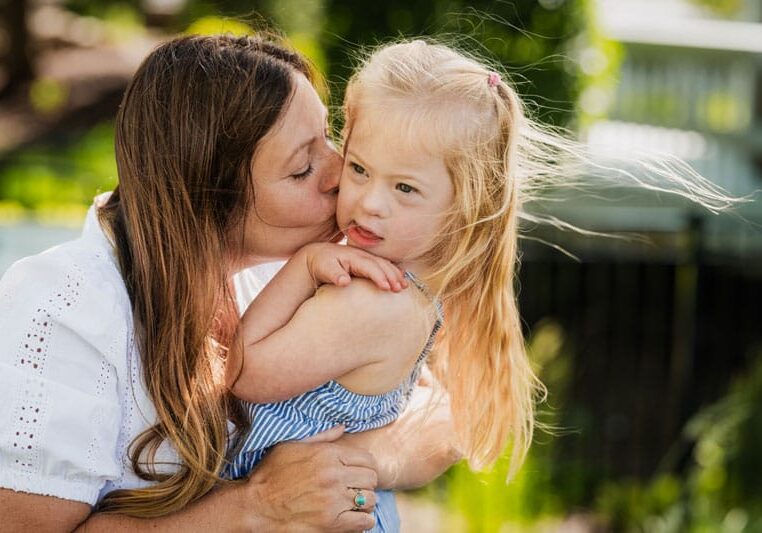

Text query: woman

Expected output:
[0,34,459,531]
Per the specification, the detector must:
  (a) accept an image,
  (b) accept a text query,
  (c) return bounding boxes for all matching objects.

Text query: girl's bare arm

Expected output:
[230,274,427,404]
[226,242,406,397]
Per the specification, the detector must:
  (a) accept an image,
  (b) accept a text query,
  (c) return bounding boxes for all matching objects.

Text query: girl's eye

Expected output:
[293,164,314,180]
[396,183,417,194]
[350,162,367,176]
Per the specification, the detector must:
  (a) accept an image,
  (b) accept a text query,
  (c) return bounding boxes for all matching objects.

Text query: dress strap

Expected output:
[403,271,445,325]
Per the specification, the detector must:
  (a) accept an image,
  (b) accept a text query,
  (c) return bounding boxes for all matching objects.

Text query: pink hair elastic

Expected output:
[487,72,501,87]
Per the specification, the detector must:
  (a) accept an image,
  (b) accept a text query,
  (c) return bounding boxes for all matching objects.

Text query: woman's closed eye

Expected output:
[292,164,314,180]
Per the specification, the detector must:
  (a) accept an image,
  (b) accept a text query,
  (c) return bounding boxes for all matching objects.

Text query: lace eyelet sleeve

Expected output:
[0,246,125,505]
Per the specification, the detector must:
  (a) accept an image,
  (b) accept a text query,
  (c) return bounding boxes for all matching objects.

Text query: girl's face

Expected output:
[243,74,343,263]
[337,110,454,271]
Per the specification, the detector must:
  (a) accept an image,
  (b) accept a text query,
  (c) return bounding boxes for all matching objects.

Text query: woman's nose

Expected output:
[319,149,342,194]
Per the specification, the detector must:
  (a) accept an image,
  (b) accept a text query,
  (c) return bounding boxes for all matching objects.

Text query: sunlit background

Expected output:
[1,0,760,531]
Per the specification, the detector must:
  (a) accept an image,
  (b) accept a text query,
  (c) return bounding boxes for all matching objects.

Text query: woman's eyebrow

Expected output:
[284,137,314,166]
[284,107,329,167]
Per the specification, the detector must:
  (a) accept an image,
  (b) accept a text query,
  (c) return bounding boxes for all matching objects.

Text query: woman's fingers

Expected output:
[345,487,377,512]
[303,424,345,443]
[335,510,376,532]
[336,443,379,472]
[340,466,378,495]
[246,440,380,532]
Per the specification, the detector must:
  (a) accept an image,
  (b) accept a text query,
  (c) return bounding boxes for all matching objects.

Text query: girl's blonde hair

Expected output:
[343,39,738,476]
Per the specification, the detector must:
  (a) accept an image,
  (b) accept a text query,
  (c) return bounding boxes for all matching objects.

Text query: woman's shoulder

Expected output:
[1,232,131,322]
[0,211,133,371]
[0,220,134,505]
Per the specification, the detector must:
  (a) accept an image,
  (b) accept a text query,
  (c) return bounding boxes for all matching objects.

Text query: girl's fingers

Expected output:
[383,261,407,291]
[317,259,351,286]
[357,259,392,291]
[355,252,405,291]
[369,258,405,292]
[343,256,391,290]
[334,248,408,291]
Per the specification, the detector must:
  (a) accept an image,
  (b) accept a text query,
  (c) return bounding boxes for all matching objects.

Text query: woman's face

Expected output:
[241,74,342,264]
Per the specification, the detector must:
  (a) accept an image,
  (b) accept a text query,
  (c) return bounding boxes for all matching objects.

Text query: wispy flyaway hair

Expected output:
[343,38,741,477]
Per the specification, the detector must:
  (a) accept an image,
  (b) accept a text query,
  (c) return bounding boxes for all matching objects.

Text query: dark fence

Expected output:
[517,235,762,499]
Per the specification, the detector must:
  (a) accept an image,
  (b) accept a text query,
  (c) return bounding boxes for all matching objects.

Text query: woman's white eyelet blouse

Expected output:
[0,194,280,506]
[0,196,177,505]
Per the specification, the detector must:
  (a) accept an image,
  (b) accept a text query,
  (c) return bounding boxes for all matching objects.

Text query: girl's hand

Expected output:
[300,242,408,292]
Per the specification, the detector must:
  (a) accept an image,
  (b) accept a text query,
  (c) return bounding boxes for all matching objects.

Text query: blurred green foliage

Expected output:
[184,15,254,37]
[594,352,762,532]
[1,2,760,530]
[418,320,574,531]
[319,0,597,127]
[418,333,762,531]
[689,0,745,17]
[62,1,146,41]
[28,78,69,114]
[0,123,116,223]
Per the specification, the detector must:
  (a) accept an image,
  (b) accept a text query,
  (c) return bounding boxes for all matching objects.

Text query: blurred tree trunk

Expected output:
[1,0,34,98]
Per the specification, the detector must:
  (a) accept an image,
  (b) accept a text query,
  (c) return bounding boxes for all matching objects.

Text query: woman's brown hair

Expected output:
[96,33,313,517]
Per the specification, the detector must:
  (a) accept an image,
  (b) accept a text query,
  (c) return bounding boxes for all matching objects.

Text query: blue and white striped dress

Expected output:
[225,272,443,532]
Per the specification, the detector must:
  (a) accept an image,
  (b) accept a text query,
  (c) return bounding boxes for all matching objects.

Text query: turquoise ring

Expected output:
[353,489,367,509]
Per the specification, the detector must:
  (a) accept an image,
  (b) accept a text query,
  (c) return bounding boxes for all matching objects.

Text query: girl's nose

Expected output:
[360,184,390,218]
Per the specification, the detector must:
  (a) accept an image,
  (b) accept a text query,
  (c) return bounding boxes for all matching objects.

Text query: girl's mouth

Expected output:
[346,224,383,246]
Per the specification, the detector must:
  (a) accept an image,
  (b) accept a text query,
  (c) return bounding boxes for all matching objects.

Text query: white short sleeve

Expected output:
[233,261,286,314]
[0,241,126,505]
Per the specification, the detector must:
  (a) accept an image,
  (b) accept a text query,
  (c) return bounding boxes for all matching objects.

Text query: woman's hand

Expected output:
[338,374,462,491]
[238,425,379,532]
[5,426,378,532]
[300,242,408,292]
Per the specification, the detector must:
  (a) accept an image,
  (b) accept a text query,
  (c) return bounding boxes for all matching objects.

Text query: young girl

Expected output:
[225,39,734,531]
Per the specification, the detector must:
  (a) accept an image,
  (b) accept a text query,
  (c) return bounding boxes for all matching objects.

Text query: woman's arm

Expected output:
[226,242,406,395]
[339,377,463,490]
[2,428,379,532]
